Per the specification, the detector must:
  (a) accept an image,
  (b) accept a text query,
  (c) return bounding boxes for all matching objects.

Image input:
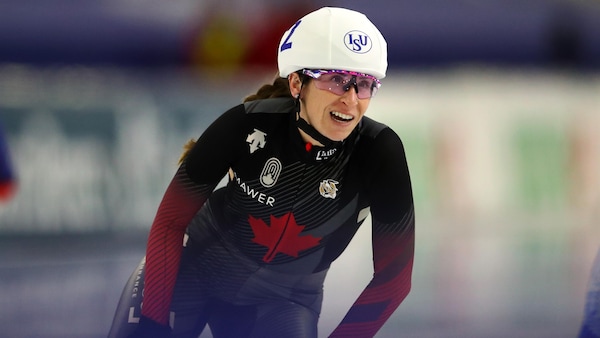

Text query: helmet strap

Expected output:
[294,96,341,148]
[295,114,340,148]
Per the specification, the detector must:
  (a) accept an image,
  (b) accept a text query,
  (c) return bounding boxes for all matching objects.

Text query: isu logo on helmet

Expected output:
[344,30,372,54]
[277,7,388,79]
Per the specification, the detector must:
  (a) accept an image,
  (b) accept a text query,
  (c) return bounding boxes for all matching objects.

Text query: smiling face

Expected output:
[288,72,372,144]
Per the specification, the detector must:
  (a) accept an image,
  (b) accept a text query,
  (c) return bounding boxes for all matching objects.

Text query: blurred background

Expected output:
[1,0,599,337]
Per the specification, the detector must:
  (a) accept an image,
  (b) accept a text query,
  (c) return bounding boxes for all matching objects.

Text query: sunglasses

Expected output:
[302,69,381,99]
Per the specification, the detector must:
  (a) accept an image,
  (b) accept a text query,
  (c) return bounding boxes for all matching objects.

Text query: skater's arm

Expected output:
[330,129,415,337]
[140,106,247,325]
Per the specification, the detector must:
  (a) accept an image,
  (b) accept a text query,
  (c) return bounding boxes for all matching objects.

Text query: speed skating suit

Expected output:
[109,97,415,338]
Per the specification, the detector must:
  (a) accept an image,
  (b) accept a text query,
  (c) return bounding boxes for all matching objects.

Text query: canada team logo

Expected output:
[319,179,339,199]
[260,158,282,188]
[344,30,372,54]
[249,212,321,263]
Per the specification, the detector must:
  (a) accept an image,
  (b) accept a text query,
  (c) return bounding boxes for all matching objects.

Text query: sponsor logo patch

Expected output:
[260,158,282,188]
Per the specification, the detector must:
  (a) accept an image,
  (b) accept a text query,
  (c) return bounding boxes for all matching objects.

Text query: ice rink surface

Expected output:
[0,218,592,338]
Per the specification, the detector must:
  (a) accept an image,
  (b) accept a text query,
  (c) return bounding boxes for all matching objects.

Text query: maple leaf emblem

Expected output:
[248,213,322,263]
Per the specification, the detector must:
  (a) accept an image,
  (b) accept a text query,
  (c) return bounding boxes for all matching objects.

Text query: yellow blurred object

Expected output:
[189,14,248,74]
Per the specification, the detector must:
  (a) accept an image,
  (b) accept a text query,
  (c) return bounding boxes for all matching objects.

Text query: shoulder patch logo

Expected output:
[319,179,339,199]
[246,129,267,153]
[260,157,282,188]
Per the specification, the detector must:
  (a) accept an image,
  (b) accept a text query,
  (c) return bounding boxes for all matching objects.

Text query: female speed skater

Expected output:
[109,6,415,338]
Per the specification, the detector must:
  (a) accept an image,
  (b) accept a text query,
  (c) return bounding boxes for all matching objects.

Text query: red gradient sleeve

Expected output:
[140,164,215,325]
[139,105,244,325]
[329,208,415,337]
[330,128,415,337]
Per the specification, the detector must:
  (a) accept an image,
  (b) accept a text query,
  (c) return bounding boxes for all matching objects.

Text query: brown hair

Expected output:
[178,138,198,165]
[178,73,297,165]
[243,75,293,102]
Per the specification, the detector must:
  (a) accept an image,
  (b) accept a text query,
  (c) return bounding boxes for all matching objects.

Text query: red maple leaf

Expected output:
[248,212,321,263]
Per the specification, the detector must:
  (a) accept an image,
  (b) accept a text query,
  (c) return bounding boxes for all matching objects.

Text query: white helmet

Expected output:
[277,7,388,79]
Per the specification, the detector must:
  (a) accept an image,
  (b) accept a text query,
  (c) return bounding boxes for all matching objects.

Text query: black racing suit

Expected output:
[109,97,415,338]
